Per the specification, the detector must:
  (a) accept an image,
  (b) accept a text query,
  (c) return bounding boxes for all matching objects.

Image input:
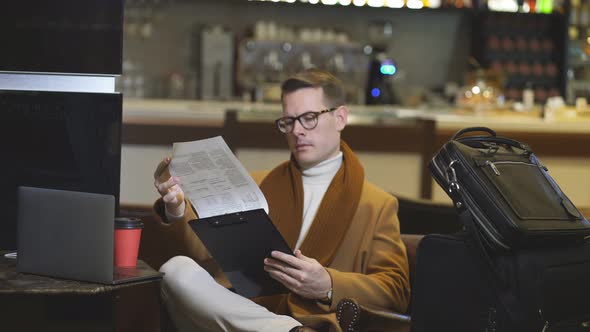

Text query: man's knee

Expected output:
[159,257,230,321]
[160,256,209,297]
[160,255,197,274]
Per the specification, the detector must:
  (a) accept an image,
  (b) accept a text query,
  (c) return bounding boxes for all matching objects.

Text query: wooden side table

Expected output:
[0,254,162,332]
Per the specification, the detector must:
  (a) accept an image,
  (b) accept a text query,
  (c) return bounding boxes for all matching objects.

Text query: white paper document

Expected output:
[169,136,269,218]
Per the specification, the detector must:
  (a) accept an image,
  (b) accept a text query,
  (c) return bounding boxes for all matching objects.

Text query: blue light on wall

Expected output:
[371,88,381,97]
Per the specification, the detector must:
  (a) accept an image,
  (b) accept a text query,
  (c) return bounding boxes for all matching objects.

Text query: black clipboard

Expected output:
[188,209,293,298]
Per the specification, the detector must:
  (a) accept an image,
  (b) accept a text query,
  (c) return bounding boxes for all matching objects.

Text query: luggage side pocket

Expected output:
[476,159,579,222]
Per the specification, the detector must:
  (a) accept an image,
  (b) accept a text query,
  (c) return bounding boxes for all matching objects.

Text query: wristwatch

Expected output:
[319,287,333,304]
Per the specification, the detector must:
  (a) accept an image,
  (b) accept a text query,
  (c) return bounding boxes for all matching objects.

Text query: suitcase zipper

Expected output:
[434,146,509,250]
[477,160,538,177]
[431,154,453,194]
[444,146,514,249]
[465,193,510,250]
[539,316,590,331]
[486,160,501,176]
[539,309,548,332]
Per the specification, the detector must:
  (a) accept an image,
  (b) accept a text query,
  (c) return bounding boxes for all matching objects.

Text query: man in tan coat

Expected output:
[153,69,410,332]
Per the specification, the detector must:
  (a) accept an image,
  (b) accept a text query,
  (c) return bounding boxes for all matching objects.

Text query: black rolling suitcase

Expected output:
[413,127,590,331]
[411,234,590,332]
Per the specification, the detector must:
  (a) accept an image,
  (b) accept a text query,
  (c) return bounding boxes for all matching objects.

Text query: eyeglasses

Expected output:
[275,108,337,134]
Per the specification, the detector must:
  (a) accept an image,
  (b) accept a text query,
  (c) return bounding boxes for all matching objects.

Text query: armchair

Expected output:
[129,194,460,332]
[334,195,461,332]
[396,196,462,235]
[335,234,421,332]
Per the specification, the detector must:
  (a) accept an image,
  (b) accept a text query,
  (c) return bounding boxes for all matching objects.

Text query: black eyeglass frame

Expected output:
[275,107,338,133]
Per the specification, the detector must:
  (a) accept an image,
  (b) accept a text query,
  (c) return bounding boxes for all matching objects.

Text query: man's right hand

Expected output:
[154,157,185,217]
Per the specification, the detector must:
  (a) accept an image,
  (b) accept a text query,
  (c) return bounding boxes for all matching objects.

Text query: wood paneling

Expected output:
[121,111,448,199]
[123,123,224,146]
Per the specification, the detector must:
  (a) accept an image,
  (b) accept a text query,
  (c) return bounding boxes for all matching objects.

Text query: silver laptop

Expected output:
[16,186,162,285]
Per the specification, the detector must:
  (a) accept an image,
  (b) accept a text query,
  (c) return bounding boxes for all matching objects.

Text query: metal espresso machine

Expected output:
[190,24,235,100]
[365,45,399,105]
[235,21,370,104]
[364,21,399,105]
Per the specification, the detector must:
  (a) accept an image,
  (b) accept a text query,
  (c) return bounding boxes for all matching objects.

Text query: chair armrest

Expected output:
[401,234,423,275]
[363,308,411,323]
[336,298,411,332]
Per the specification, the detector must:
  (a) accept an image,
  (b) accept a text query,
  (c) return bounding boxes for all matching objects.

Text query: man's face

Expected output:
[281,87,347,169]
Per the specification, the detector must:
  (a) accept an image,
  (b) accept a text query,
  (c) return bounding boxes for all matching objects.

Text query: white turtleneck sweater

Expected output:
[295,152,343,250]
[166,152,344,251]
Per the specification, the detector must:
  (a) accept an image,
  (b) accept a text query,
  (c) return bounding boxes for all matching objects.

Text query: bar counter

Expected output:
[120,99,590,208]
[123,98,590,159]
[123,98,590,133]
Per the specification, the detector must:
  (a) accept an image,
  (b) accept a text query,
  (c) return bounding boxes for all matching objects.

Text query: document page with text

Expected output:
[169,136,269,218]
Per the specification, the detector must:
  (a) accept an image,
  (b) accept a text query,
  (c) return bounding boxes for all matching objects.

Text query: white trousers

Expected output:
[160,256,302,332]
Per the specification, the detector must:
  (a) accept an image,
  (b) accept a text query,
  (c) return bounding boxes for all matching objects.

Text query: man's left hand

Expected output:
[264,250,332,300]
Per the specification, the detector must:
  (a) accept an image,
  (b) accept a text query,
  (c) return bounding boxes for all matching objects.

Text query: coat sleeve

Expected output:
[148,198,231,288]
[325,195,410,314]
[153,197,197,223]
[150,198,211,265]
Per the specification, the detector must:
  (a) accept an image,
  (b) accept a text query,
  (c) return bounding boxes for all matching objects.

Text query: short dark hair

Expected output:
[281,69,346,107]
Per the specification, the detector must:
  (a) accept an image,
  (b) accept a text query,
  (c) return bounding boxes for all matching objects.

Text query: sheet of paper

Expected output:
[169,136,269,218]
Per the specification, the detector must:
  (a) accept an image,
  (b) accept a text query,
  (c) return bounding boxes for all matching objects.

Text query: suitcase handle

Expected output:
[451,127,496,140]
[452,127,532,154]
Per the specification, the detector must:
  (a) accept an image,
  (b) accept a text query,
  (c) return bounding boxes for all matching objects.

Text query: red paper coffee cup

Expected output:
[114,217,144,267]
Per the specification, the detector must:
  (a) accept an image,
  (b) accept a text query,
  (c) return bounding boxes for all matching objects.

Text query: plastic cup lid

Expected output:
[114,217,144,229]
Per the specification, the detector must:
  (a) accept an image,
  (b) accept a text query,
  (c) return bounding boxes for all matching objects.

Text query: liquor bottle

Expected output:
[523,82,535,110]
[527,0,536,12]
[571,0,581,26]
[580,0,590,27]
[537,0,552,13]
